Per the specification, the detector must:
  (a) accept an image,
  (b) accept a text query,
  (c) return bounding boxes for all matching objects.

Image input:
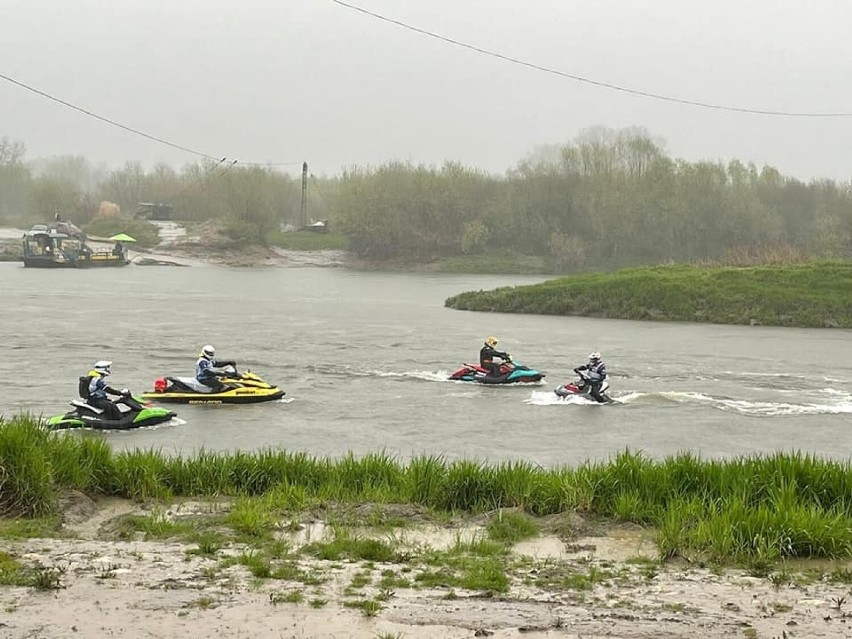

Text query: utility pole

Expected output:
[300,162,308,227]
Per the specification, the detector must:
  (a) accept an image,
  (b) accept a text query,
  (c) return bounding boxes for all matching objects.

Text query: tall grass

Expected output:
[5,415,852,562]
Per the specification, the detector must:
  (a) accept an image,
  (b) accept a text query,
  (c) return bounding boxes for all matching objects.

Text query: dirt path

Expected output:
[3,498,852,638]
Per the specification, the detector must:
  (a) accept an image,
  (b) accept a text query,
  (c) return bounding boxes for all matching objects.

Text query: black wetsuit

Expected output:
[480,344,509,377]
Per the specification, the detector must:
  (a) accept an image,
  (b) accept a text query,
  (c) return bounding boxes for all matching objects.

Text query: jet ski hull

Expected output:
[141,388,285,404]
[47,405,176,430]
[449,362,545,384]
[142,369,286,404]
[554,380,613,403]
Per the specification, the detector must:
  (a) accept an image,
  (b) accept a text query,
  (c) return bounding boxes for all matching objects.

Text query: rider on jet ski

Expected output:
[480,336,511,378]
[81,361,125,420]
[195,345,237,392]
[574,351,607,402]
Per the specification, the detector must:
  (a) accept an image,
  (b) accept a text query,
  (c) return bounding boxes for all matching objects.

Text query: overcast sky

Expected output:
[2,0,851,180]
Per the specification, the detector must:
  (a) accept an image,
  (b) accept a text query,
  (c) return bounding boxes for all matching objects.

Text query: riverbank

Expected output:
[445,262,852,328]
[6,416,852,636]
[5,494,852,639]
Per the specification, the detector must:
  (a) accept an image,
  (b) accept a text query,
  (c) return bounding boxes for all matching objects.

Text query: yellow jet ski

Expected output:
[142,366,285,404]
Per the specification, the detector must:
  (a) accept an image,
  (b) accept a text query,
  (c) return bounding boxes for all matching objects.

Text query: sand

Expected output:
[3,496,852,639]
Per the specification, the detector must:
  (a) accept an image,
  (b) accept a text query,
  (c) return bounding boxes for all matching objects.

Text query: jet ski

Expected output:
[554,370,613,403]
[449,359,545,384]
[47,392,177,430]
[141,365,285,404]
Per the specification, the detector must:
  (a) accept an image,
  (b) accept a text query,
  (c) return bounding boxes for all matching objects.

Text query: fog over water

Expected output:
[2,0,852,179]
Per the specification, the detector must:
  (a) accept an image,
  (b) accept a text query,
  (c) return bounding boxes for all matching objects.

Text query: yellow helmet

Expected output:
[485,336,498,347]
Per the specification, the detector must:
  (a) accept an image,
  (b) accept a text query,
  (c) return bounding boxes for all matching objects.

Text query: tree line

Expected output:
[2,128,851,266]
[0,136,323,245]
[334,127,852,268]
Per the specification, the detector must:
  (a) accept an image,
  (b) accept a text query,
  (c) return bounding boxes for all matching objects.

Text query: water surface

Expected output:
[1,262,850,465]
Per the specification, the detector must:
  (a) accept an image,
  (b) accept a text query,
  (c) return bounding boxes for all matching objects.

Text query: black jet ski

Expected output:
[554,370,613,403]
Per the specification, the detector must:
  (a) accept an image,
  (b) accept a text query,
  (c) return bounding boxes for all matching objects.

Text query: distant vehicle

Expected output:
[135,203,173,221]
[302,219,330,234]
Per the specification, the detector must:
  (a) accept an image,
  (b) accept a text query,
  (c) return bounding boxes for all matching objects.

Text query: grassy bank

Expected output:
[445,262,852,327]
[5,415,852,567]
[354,253,556,275]
[85,217,160,248]
[266,231,349,251]
[435,254,554,275]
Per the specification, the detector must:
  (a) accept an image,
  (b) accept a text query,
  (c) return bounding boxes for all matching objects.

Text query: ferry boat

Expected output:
[21,224,129,268]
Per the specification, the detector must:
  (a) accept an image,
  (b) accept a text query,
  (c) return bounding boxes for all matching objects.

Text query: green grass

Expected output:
[0,551,31,586]
[269,589,304,604]
[114,512,195,540]
[266,230,349,251]
[486,511,539,543]
[9,415,852,565]
[0,553,65,590]
[342,598,382,617]
[84,217,161,248]
[444,261,852,328]
[189,531,225,557]
[435,253,553,275]
[0,516,63,538]
[303,529,399,563]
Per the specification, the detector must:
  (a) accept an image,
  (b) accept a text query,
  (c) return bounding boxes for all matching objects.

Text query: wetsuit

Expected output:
[480,344,510,378]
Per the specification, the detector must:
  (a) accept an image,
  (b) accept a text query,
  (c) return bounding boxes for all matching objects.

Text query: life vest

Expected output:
[196,357,214,382]
[86,371,107,399]
[78,376,91,399]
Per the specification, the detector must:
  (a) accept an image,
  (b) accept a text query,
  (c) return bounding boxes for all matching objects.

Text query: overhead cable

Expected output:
[331,0,852,118]
[0,72,303,164]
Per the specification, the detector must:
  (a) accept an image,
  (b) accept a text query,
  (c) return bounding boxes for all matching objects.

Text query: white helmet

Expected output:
[588,351,601,362]
[201,345,215,359]
[94,360,112,376]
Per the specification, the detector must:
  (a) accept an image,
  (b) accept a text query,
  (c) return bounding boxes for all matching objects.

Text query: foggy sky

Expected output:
[2,0,851,180]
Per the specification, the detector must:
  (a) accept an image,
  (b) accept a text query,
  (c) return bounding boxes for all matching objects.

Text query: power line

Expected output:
[331,0,852,118]
[0,72,219,159]
[0,71,305,164]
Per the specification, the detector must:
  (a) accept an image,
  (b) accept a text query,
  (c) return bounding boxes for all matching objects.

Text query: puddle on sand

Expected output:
[567,528,657,562]
[285,521,330,545]
[280,521,486,551]
[282,522,654,564]
[513,535,569,560]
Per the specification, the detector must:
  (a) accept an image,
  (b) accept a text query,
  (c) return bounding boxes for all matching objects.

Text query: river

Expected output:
[1,261,850,466]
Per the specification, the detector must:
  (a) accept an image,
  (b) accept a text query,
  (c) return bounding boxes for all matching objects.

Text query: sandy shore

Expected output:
[0,224,350,267]
[3,496,852,639]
